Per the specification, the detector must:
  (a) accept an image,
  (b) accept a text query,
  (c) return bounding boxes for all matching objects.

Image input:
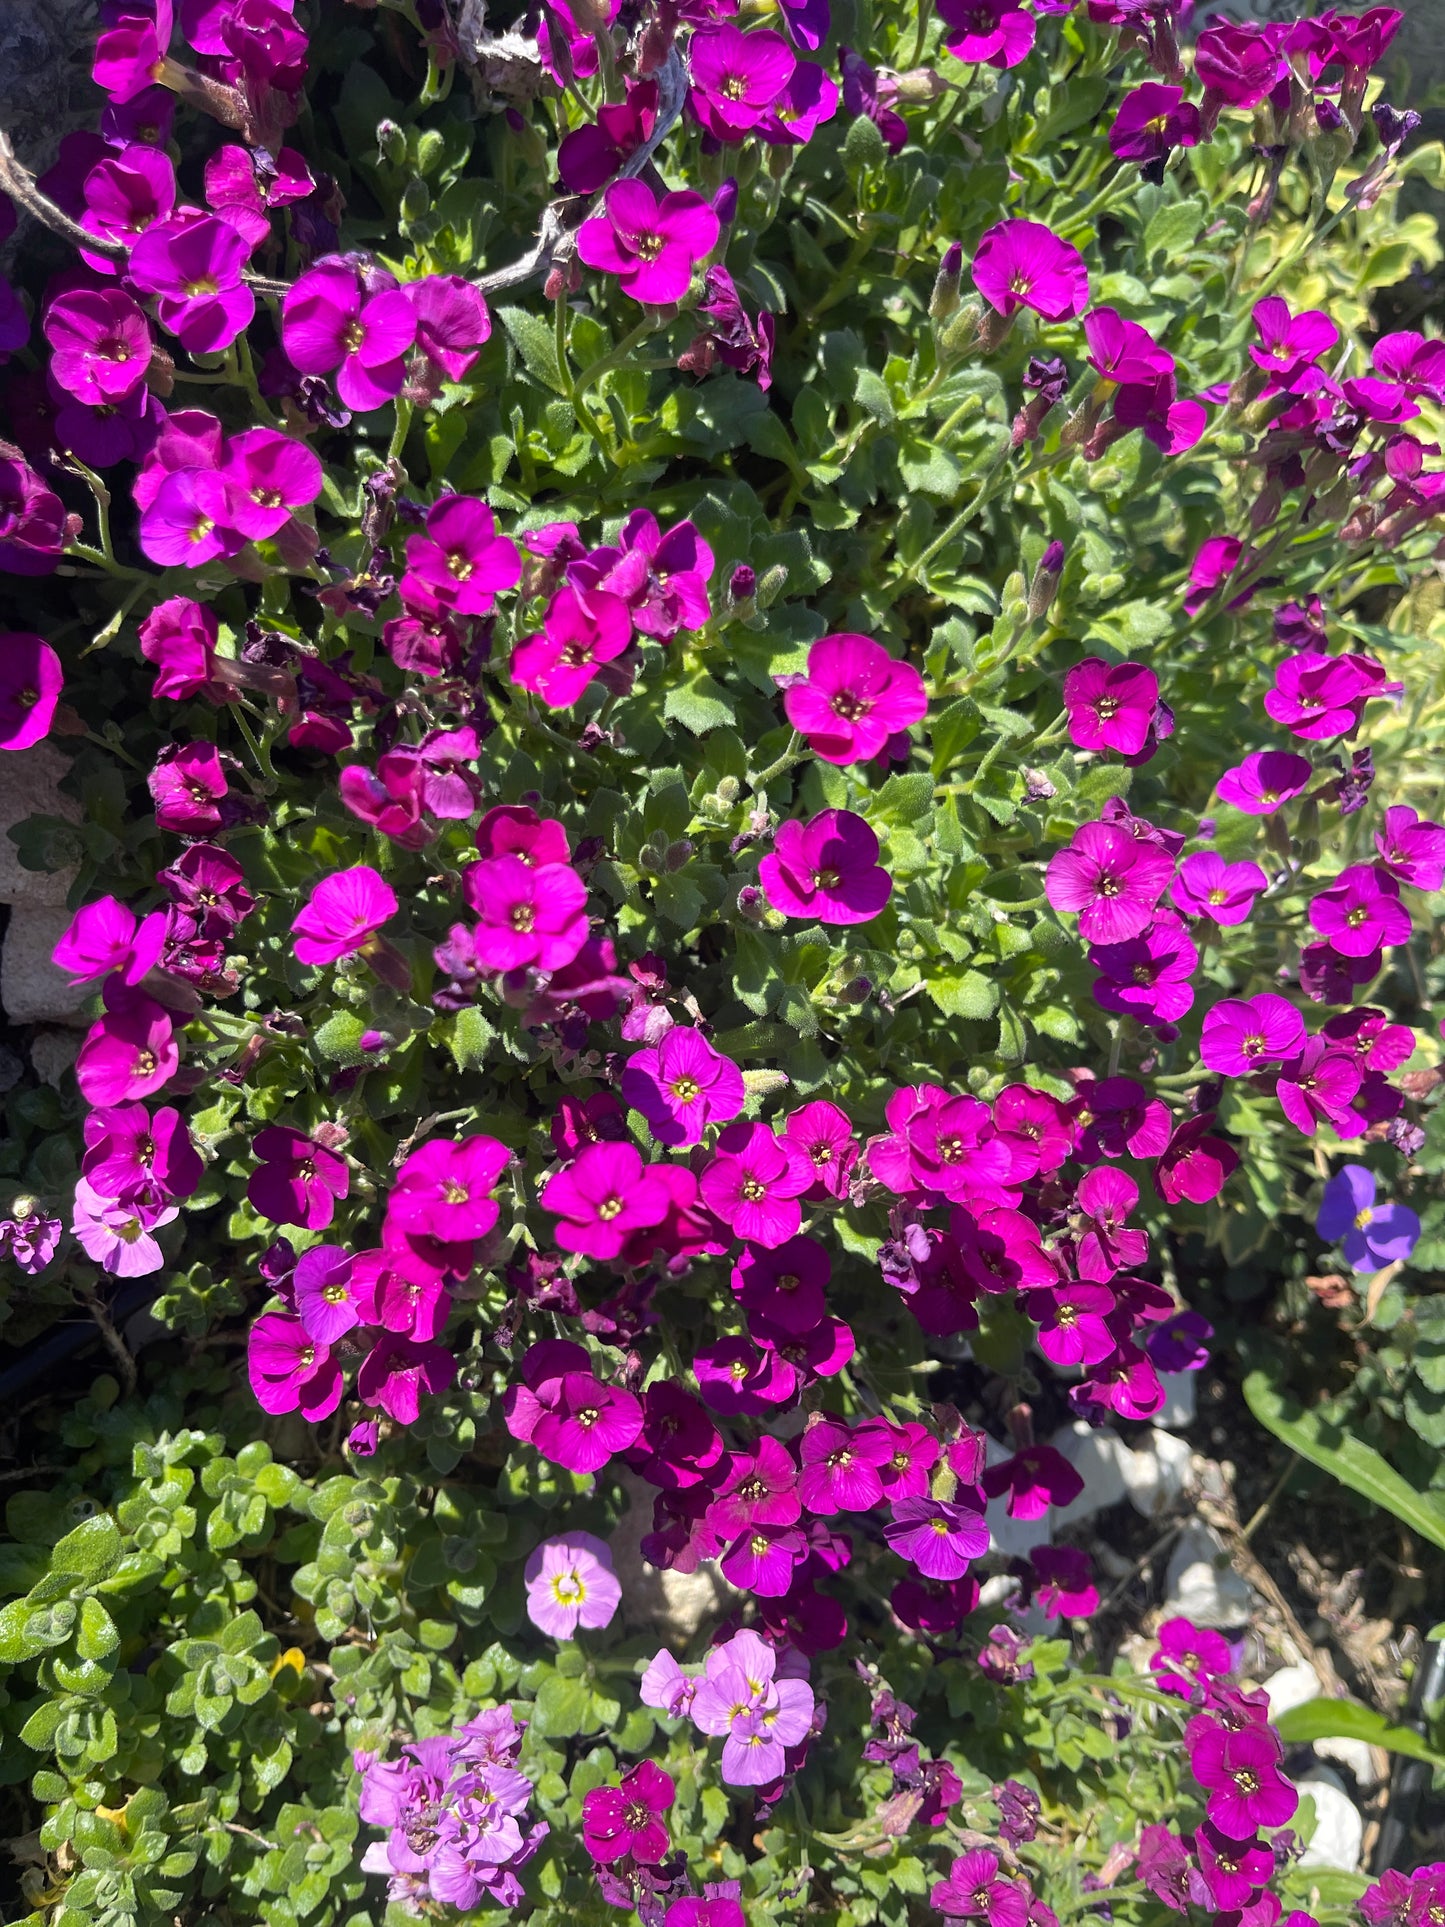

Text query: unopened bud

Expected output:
[376,119,406,165]
[400,178,431,223]
[756,564,789,610]
[929,242,964,321]
[1027,541,1065,619]
[737,885,766,922]
[727,563,757,614]
[716,776,740,805]
[663,839,694,873]
[742,1068,790,1097]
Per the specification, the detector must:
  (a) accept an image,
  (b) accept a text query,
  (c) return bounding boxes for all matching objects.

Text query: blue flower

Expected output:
[1316,1164,1420,1273]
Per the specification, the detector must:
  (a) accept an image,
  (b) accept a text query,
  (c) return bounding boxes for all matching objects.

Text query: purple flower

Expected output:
[884,1496,989,1579]
[1045,819,1174,943]
[1144,1309,1213,1374]
[558,84,657,193]
[577,180,720,306]
[1200,993,1305,1077]
[1062,657,1160,757]
[798,1415,894,1515]
[972,219,1089,323]
[43,289,152,404]
[1276,1038,1363,1136]
[1171,852,1268,926]
[248,1126,350,1230]
[699,1120,814,1249]
[982,1443,1084,1521]
[406,274,492,383]
[839,48,908,152]
[138,469,244,567]
[1317,1164,1420,1272]
[70,1176,177,1277]
[357,1336,457,1426]
[582,1760,675,1865]
[524,1531,622,1638]
[621,1026,745,1147]
[937,0,1036,71]
[719,1522,809,1595]
[128,214,256,353]
[782,633,927,764]
[1189,1722,1298,1839]
[1251,297,1340,397]
[1089,911,1197,1026]
[1215,750,1313,815]
[930,1850,1031,1927]
[758,809,893,924]
[1309,863,1411,957]
[1109,83,1201,176]
[247,1310,343,1420]
[0,455,67,577]
[293,1244,360,1345]
[0,634,64,750]
[1376,805,1445,890]
[282,260,418,411]
[292,866,398,964]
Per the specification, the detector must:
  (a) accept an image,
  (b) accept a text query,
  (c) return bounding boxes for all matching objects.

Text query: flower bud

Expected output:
[756,563,789,610]
[1027,541,1065,619]
[929,242,964,321]
[736,885,766,922]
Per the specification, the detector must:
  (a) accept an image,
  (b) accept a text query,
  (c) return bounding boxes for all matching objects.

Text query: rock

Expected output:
[28,1028,79,1089]
[1120,1430,1193,1520]
[1264,1662,1324,1721]
[0,743,81,910]
[1155,1372,1197,1428]
[1050,1422,1129,1525]
[1,906,88,1025]
[1314,1734,1384,1791]
[608,1470,735,1642]
[1295,1768,1364,1872]
[0,4,105,271]
[1163,1520,1255,1628]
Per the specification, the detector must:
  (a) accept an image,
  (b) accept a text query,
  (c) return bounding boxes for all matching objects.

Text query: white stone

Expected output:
[1050,1422,1129,1525]
[1,906,88,1025]
[1314,1735,1384,1791]
[0,743,81,909]
[1263,1662,1324,1721]
[28,1029,79,1089]
[608,1470,735,1641]
[1120,1430,1193,1519]
[1295,1770,1364,1872]
[1155,1372,1197,1428]
[1163,1520,1254,1628]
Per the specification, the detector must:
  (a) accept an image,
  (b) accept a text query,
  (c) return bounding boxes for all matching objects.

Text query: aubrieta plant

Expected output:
[1,0,1445,1922]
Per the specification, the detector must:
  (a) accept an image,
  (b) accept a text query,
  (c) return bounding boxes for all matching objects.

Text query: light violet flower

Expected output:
[70,1176,177,1276]
[292,866,398,964]
[576,180,721,306]
[781,633,927,764]
[524,1532,622,1638]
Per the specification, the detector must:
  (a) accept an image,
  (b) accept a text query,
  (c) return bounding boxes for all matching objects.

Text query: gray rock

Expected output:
[1163,1520,1254,1628]
[28,1028,79,1089]
[1120,1430,1193,1520]
[0,4,105,269]
[2,905,88,1025]
[0,743,81,909]
[1295,1769,1364,1872]
[608,1470,734,1642]
[1155,1371,1197,1429]
[1050,1422,1129,1525]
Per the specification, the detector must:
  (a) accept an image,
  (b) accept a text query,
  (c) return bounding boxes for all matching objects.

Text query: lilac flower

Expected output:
[577,180,721,306]
[128,214,256,353]
[1309,863,1411,957]
[937,0,1036,71]
[972,220,1089,323]
[524,1532,622,1638]
[782,633,927,765]
[758,810,893,924]
[1200,993,1305,1077]
[1170,852,1268,927]
[282,260,418,411]
[1045,820,1174,943]
[622,1026,746,1148]
[1215,750,1312,815]
[0,1212,62,1275]
[884,1496,989,1579]
[1317,1164,1420,1272]
[44,288,152,405]
[70,1176,177,1277]
[690,1628,815,1786]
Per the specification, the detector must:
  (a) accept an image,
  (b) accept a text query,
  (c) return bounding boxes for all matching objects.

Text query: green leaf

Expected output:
[870,772,935,827]
[926,970,1000,1021]
[499,305,565,395]
[50,1516,122,1585]
[664,673,736,735]
[75,1597,119,1662]
[447,1006,496,1073]
[1273,1697,1445,1766]
[1242,1366,1445,1553]
[533,1671,591,1739]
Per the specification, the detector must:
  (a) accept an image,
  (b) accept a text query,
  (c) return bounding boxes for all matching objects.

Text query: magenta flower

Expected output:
[700,1120,814,1249]
[138,596,226,702]
[510,587,632,709]
[1025,1282,1117,1367]
[294,1245,361,1345]
[43,289,152,404]
[1250,296,1340,397]
[1031,1546,1099,1619]
[80,142,176,258]
[71,1177,177,1277]
[0,454,67,577]
[292,866,398,965]
[82,1102,201,1204]
[576,180,720,306]
[356,1335,457,1426]
[1200,993,1306,1077]
[128,214,255,353]
[1109,83,1201,174]
[248,1125,350,1229]
[512,1361,644,1475]
[930,1851,1030,1927]
[524,1532,621,1639]
[281,261,418,410]
[937,0,1036,70]
[569,509,714,641]
[148,741,232,835]
[1189,1723,1297,1840]
[783,1099,858,1199]
[1090,912,1197,1026]
[797,1415,894,1515]
[1376,805,1445,891]
[582,1762,675,1866]
[1045,819,1174,943]
[1171,852,1268,927]
[1215,750,1312,815]
[1195,22,1285,121]
[1264,650,1402,740]
[983,1443,1085,1521]
[1276,1038,1362,1136]
[972,220,1089,323]
[719,1522,809,1596]
[159,841,254,935]
[401,495,521,617]
[0,634,64,750]
[0,1213,62,1276]
[1075,1166,1148,1281]
[225,427,324,539]
[1062,658,1160,757]
[689,25,796,142]
[781,633,927,764]
[75,996,179,1106]
[1154,1114,1239,1205]
[541,1141,674,1260]
[406,274,492,383]
[388,1135,510,1242]
[621,1026,745,1148]
[137,469,244,568]
[884,1495,988,1579]
[463,855,589,972]
[247,1310,343,1420]
[707,1435,802,1537]
[758,809,893,924]
[694,1336,796,1417]
[1309,863,1411,957]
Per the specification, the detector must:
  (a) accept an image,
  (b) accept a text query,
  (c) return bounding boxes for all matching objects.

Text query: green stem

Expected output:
[902,437,1014,585]
[387,397,414,470]
[750,731,808,792]
[232,705,279,790]
[907,0,934,67]
[65,541,147,582]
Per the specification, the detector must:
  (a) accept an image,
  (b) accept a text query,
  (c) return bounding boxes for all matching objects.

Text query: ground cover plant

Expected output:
[3,0,1445,1922]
